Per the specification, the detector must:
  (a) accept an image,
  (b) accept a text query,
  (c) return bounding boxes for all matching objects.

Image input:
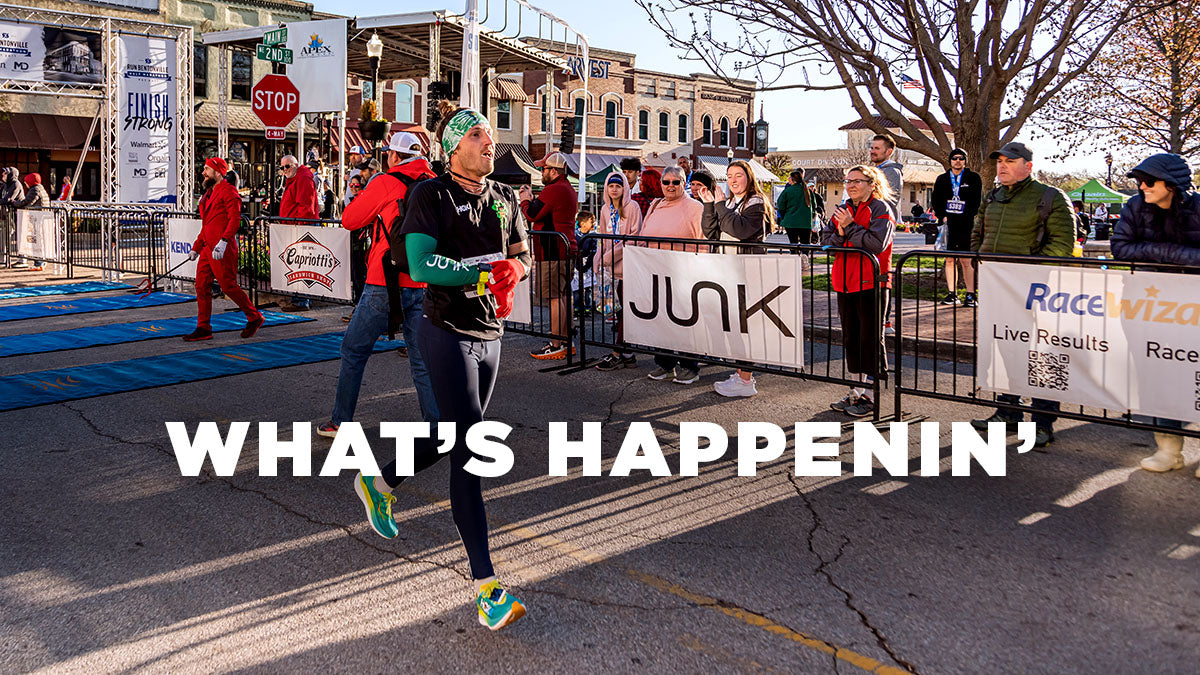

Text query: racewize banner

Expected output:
[285,19,347,113]
[623,247,804,368]
[117,34,177,204]
[165,217,202,280]
[269,224,351,300]
[978,261,1200,422]
[16,210,58,260]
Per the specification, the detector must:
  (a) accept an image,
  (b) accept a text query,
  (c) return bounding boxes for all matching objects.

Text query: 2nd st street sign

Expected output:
[256,43,293,64]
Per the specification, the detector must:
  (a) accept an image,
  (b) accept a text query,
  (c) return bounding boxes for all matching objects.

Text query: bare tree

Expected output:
[637,0,1139,187]
[1038,0,1200,159]
[763,152,793,178]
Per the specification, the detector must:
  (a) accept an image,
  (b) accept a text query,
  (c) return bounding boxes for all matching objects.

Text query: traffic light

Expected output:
[559,116,576,154]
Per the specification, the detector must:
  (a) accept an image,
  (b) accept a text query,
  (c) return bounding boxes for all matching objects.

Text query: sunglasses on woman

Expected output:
[662,180,682,186]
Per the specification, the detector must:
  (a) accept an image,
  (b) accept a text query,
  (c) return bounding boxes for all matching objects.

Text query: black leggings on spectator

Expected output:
[379,316,499,581]
[836,287,887,381]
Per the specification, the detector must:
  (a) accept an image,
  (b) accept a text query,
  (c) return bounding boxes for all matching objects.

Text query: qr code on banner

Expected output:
[1194,372,1200,410]
[1027,351,1070,390]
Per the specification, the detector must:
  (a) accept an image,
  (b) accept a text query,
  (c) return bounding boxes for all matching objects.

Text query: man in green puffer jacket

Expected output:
[971,142,1075,257]
[970,141,1075,450]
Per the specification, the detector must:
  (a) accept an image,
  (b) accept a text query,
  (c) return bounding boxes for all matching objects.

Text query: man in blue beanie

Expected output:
[1111,152,1200,478]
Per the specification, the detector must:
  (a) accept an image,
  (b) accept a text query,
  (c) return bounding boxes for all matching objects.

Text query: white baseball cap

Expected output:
[387,132,424,156]
[348,145,368,156]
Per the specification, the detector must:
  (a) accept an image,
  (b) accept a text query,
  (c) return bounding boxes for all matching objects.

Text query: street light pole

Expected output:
[366,33,383,156]
[1105,152,1113,188]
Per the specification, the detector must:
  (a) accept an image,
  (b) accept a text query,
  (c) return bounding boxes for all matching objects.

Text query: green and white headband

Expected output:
[441,109,491,156]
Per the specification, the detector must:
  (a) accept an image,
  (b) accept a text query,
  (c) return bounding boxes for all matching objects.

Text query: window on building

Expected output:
[638,110,648,140]
[719,117,730,147]
[678,113,688,143]
[497,100,511,130]
[395,82,414,123]
[736,119,746,149]
[231,51,251,101]
[361,81,374,104]
[605,100,617,137]
[542,92,550,132]
[574,97,585,134]
[194,44,207,99]
[702,115,712,144]
[658,112,669,142]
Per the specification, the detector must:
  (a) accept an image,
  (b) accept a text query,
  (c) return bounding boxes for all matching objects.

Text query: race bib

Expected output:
[945,200,965,215]
[462,252,504,297]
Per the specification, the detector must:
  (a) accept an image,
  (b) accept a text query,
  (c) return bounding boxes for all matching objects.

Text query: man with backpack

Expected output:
[969,141,1075,449]
[317,132,438,437]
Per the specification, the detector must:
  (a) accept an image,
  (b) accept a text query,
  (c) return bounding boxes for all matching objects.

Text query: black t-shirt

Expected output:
[400,174,528,340]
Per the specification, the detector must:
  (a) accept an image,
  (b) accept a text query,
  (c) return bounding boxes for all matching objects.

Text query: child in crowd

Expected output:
[573,211,598,315]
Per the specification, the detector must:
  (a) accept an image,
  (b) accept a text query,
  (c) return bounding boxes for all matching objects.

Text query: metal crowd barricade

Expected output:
[572,232,889,417]
[505,230,576,358]
[252,215,354,306]
[61,204,171,281]
[891,250,1200,438]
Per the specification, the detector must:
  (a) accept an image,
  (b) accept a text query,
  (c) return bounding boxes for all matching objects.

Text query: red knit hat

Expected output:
[205,157,229,175]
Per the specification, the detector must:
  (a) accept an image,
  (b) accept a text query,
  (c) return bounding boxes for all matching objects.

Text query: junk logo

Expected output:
[278,233,341,292]
[629,274,794,337]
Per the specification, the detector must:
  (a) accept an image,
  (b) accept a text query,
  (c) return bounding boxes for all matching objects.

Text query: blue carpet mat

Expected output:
[0,311,313,357]
[0,281,132,300]
[0,292,192,322]
[0,332,403,411]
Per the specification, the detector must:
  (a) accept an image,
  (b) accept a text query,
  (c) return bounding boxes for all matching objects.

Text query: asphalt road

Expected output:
[1,269,1198,674]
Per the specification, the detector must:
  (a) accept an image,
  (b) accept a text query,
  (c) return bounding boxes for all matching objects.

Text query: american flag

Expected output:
[900,74,925,90]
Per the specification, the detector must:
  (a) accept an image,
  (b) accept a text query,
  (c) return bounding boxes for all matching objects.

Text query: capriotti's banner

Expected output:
[269,224,351,300]
[623,247,804,368]
[978,261,1200,422]
[117,34,177,204]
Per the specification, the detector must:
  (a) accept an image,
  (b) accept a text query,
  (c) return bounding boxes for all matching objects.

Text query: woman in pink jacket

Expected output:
[634,165,705,384]
[593,171,643,371]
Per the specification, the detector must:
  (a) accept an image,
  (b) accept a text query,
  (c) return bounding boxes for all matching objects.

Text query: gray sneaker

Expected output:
[843,396,875,418]
[830,393,857,412]
[648,366,676,381]
[672,367,700,384]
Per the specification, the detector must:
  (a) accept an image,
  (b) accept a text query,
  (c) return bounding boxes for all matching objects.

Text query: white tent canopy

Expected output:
[697,156,780,183]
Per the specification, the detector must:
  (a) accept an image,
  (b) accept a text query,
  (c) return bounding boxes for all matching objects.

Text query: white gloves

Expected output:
[212,239,228,261]
[188,248,200,261]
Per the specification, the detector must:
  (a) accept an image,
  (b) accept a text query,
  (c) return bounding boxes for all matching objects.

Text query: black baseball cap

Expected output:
[989,142,1033,161]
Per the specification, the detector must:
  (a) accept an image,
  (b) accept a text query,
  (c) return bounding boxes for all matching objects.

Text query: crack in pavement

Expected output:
[604,376,639,425]
[789,473,920,674]
[61,404,470,583]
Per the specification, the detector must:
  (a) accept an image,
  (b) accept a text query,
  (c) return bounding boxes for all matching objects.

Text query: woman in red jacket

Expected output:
[820,165,895,418]
[185,157,263,341]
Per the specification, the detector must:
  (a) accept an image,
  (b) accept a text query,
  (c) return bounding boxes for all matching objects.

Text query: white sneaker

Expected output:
[714,373,757,397]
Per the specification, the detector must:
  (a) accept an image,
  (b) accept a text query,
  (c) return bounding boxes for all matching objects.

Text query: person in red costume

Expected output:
[277,154,319,309]
[184,157,264,342]
[278,154,318,220]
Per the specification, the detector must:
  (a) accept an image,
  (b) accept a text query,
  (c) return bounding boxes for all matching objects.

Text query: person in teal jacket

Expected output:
[776,169,819,245]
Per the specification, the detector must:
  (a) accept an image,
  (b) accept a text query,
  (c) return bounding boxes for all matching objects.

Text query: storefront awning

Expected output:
[560,152,632,178]
[489,78,528,102]
[696,156,780,183]
[0,113,96,150]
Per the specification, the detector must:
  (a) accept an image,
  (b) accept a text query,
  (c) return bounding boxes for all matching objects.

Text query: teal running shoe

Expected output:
[476,579,526,630]
[353,472,398,539]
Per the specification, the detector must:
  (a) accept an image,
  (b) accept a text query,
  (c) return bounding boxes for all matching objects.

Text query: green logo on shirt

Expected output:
[490,200,508,228]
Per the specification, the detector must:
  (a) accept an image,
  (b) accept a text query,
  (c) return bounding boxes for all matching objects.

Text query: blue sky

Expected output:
[316,0,1103,173]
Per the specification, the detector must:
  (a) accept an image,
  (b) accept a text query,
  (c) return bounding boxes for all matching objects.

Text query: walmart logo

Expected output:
[1026,283,1200,326]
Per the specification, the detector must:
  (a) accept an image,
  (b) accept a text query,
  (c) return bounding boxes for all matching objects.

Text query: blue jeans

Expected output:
[331,284,437,425]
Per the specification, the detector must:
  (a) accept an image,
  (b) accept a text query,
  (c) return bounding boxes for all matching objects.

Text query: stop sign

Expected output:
[251,74,300,129]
